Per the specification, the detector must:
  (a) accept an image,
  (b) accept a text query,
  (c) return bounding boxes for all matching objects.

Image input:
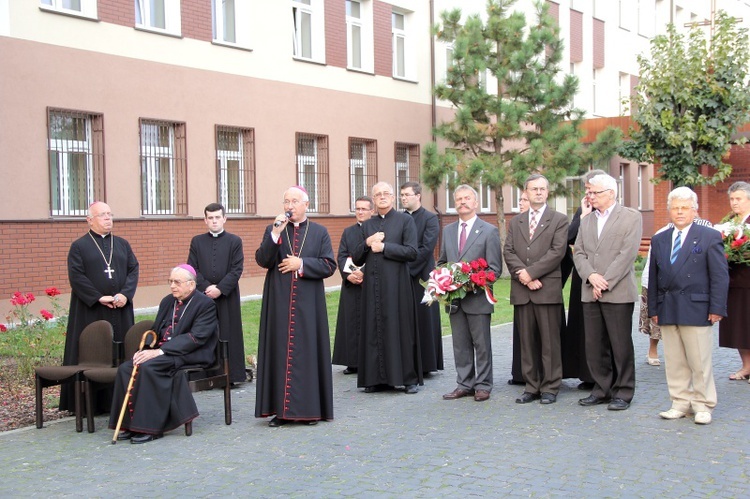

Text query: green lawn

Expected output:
[136,277,519,358]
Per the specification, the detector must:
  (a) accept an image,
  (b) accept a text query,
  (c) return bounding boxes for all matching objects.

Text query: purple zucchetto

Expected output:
[177,263,197,278]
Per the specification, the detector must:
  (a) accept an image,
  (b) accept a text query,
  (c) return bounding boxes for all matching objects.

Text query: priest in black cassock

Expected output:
[353,181,422,394]
[61,201,139,412]
[110,264,218,444]
[332,196,373,374]
[400,181,443,374]
[255,186,336,427]
[188,203,246,384]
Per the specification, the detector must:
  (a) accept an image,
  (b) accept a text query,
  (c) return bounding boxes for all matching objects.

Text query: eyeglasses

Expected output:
[92,212,113,219]
[167,279,193,286]
[283,199,303,206]
[373,192,392,198]
[586,189,611,197]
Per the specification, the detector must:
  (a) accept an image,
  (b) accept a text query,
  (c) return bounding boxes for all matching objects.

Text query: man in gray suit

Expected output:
[439,185,502,402]
[504,174,569,405]
[573,174,642,411]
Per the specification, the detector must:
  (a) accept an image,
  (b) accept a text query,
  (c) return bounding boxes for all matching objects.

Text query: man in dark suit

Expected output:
[573,174,642,411]
[109,264,218,444]
[439,185,502,402]
[648,187,728,425]
[504,174,569,405]
[401,181,443,374]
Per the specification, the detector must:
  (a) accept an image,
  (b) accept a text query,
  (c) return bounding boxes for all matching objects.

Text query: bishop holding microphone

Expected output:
[254,186,337,427]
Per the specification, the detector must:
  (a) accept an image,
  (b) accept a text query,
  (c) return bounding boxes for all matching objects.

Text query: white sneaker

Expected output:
[659,409,686,420]
[694,411,712,425]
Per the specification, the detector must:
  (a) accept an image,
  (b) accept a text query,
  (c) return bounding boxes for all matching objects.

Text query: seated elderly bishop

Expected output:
[109,264,218,444]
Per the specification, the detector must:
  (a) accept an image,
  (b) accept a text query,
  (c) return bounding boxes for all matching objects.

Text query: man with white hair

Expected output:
[255,186,337,426]
[573,174,642,411]
[647,187,728,425]
[110,264,218,444]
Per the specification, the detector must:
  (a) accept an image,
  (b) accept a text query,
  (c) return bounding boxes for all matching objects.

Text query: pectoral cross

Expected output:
[104,266,115,279]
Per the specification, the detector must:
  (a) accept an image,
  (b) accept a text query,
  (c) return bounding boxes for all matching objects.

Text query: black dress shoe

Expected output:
[268,417,288,427]
[578,394,609,406]
[364,384,390,393]
[300,420,318,426]
[540,392,557,404]
[607,398,630,411]
[507,379,525,386]
[343,367,358,375]
[117,430,133,441]
[577,381,595,391]
[130,432,163,444]
[515,392,540,404]
[404,384,418,394]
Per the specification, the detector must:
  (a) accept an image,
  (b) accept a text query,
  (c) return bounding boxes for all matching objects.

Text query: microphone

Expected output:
[274,211,292,228]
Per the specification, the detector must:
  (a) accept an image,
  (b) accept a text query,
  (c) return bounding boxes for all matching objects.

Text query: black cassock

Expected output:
[108,291,218,435]
[353,208,423,388]
[61,230,139,412]
[407,206,443,373]
[255,220,336,421]
[188,230,246,383]
[332,222,366,368]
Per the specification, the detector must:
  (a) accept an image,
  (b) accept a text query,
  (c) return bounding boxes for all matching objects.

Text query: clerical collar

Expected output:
[378,208,393,218]
[89,229,110,238]
[209,230,224,238]
[292,217,307,228]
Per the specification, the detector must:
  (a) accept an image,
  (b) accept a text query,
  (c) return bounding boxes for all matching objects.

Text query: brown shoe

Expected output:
[442,388,474,400]
[474,390,490,402]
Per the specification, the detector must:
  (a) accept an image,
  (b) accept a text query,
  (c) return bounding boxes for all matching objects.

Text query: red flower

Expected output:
[476,257,488,268]
[10,291,27,306]
[40,309,54,321]
[470,260,480,271]
[25,292,35,303]
[0,324,7,332]
[486,271,496,282]
[45,287,61,297]
[461,262,471,273]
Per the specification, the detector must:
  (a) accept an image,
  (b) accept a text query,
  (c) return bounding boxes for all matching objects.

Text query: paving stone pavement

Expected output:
[1,318,748,498]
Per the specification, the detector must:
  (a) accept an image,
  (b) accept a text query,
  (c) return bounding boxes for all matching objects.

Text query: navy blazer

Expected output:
[647,224,729,326]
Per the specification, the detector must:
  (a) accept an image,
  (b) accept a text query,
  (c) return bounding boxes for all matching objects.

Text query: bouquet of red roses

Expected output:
[713,218,750,266]
[421,258,497,306]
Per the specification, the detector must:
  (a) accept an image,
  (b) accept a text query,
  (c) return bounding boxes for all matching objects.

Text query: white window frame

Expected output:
[478,180,491,213]
[618,163,626,206]
[392,9,415,81]
[135,0,181,36]
[141,122,176,215]
[510,187,522,213]
[40,0,98,19]
[48,112,95,216]
[350,140,367,211]
[217,128,246,214]
[637,164,645,210]
[395,148,409,210]
[297,136,319,212]
[213,0,252,48]
[292,0,326,64]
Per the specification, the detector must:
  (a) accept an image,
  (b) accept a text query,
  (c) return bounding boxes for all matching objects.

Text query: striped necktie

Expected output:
[529,210,538,239]
[670,231,682,264]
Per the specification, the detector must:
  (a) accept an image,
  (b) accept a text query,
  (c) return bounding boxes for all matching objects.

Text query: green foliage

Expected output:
[424,0,621,242]
[621,11,750,186]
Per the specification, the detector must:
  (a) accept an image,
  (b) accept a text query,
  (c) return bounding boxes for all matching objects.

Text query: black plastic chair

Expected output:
[81,320,154,433]
[34,320,114,432]
[182,339,232,436]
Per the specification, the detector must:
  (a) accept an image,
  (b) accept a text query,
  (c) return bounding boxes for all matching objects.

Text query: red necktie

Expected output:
[459,222,467,254]
[529,211,538,239]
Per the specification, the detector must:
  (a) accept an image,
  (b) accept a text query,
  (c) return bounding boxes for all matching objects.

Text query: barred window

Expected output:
[296,132,329,213]
[47,108,105,216]
[139,119,187,215]
[394,142,419,210]
[349,138,377,212]
[216,125,256,214]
